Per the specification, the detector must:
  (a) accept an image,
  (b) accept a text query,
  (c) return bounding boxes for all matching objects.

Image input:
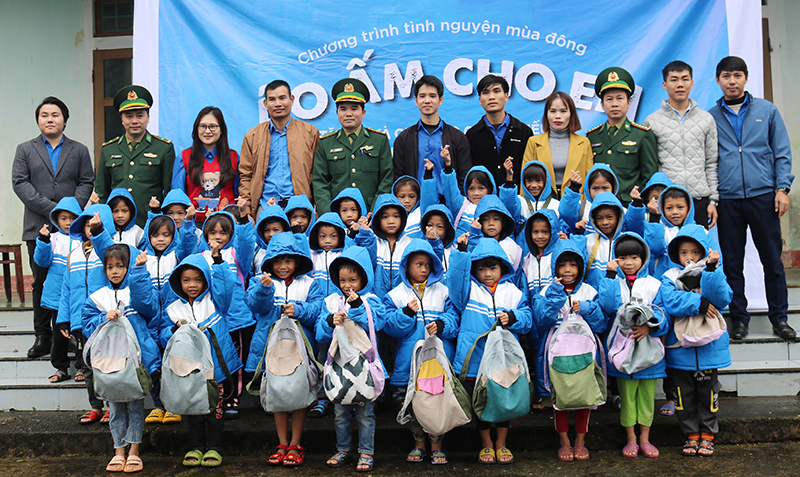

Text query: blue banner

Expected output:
[156,0,729,152]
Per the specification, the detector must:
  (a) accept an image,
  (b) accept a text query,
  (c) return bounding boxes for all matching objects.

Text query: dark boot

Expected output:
[27,336,51,358]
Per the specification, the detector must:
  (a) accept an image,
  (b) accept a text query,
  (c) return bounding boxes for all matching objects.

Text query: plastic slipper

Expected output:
[201,450,222,467]
[698,438,714,457]
[74,369,86,382]
[496,447,514,464]
[283,445,305,467]
[101,409,110,424]
[406,447,426,463]
[640,443,660,458]
[659,401,675,416]
[431,450,448,465]
[682,438,699,456]
[326,451,351,467]
[105,455,125,472]
[573,445,590,461]
[162,411,182,424]
[79,409,101,425]
[623,443,639,458]
[356,455,374,472]
[558,446,574,462]
[123,454,143,473]
[145,408,165,424]
[478,447,495,464]
[268,445,288,465]
[49,370,70,383]
[308,400,331,418]
[182,450,203,467]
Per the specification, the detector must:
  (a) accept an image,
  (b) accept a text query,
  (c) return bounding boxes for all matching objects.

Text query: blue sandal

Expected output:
[431,450,448,465]
[406,447,426,462]
[659,401,676,416]
[326,452,351,467]
[356,455,374,472]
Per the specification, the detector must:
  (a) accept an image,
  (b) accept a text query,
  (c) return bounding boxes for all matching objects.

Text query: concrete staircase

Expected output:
[1,289,799,411]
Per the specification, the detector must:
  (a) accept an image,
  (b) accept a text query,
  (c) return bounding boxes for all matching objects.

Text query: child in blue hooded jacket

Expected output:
[660,225,732,457]
[34,196,82,382]
[500,160,561,231]
[449,236,532,464]
[159,189,203,246]
[245,232,323,467]
[253,205,291,273]
[383,239,459,464]
[578,192,628,290]
[284,195,316,235]
[106,188,144,247]
[468,195,523,272]
[372,194,413,297]
[598,233,669,459]
[415,204,457,277]
[392,175,423,237]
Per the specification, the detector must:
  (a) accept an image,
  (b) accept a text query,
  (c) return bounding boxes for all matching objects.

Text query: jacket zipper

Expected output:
[721,103,747,198]
[324,251,329,295]
[388,242,396,288]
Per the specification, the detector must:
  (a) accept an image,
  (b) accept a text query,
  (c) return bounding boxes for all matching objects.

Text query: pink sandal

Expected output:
[622,443,639,458]
[640,443,660,458]
[557,446,573,462]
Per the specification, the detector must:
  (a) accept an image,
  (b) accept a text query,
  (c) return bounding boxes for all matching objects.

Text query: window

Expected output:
[95,0,134,37]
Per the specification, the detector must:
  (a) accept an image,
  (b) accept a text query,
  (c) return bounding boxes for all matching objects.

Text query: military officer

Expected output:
[586,67,658,205]
[96,85,176,226]
[312,78,393,216]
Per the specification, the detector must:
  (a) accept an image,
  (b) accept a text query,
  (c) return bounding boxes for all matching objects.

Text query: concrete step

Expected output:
[0,352,79,380]
[0,378,88,411]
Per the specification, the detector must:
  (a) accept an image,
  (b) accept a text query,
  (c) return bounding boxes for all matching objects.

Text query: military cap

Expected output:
[113,85,153,112]
[331,78,370,104]
[595,67,635,97]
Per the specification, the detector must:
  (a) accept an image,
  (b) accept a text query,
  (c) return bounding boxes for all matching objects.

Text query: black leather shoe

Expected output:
[773,322,797,341]
[27,336,51,358]
[730,323,749,340]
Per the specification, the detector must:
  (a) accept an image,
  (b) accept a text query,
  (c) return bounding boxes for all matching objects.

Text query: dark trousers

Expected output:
[79,332,104,410]
[718,193,788,326]
[672,368,720,435]
[693,197,710,228]
[26,240,50,337]
[49,310,71,371]
[187,384,225,452]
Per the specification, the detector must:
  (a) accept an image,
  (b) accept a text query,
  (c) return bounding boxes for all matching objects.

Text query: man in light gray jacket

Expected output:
[644,61,719,228]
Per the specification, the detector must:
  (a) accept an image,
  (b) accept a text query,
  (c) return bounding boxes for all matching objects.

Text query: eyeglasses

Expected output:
[198,124,219,132]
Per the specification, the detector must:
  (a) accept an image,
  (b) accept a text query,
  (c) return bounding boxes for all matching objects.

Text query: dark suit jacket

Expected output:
[393,120,472,193]
[466,114,533,187]
[12,135,95,241]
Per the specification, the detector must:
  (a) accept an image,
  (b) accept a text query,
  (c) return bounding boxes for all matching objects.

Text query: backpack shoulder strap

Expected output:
[523,195,534,214]
[204,326,235,400]
[586,234,601,276]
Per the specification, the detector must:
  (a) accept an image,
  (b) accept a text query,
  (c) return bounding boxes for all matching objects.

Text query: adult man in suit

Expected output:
[12,96,95,358]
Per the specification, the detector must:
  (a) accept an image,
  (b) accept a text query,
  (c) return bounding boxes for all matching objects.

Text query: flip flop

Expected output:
[640,443,660,458]
[123,454,143,473]
[478,447,495,464]
[79,409,101,425]
[356,455,373,472]
[406,447,426,463]
[182,450,203,467]
[573,445,590,461]
[326,451,351,467]
[48,370,70,383]
[100,409,111,424]
[496,447,514,464]
[201,450,222,467]
[623,443,639,458]
[659,401,676,416]
[74,369,86,382]
[558,446,574,462]
[431,450,448,465]
[105,455,125,472]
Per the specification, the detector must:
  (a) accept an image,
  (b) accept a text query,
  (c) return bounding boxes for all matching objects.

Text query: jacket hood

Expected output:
[69,204,116,241]
[107,188,139,232]
[162,189,192,210]
[202,210,238,251]
[399,238,444,288]
[420,204,456,247]
[521,160,555,202]
[658,184,696,228]
[641,172,673,200]
[586,163,620,197]
[255,205,290,249]
[261,232,313,277]
[589,192,625,240]
[284,195,316,233]
[169,254,212,303]
[475,194,515,240]
[308,212,347,251]
[392,175,421,213]
[141,213,178,255]
[469,237,515,284]
[550,238,588,286]
[611,232,650,279]
[330,187,368,219]
[329,246,375,295]
[463,165,498,196]
[371,194,408,240]
[667,224,709,265]
[99,243,139,289]
[524,208,560,256]
[49,197,82,233]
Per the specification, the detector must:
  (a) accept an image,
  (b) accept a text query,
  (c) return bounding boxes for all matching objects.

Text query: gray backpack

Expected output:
[83,315,152,403]
[161,324,219,415]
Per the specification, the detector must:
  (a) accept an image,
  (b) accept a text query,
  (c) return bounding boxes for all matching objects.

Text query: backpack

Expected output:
[544,309,607,410]
[83,315,152,403]
[161,324,228,415]
[323,297,385,404]
[667,260,727,348]
[246,312,321,413]
[460,322,531,423]
[607,303,665,374]
[397,329,473,435]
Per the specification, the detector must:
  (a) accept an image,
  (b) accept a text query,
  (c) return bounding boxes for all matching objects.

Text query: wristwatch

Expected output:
[777,187,791,194]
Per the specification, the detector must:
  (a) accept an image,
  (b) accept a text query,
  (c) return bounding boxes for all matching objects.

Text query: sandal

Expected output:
[698,438,714,457]
[682,437,700,456]
[326,451,351,467]
[431,449,448,465]
[659,401,676,416]
[478,447,495,464]
[74,368,86,382]
[623,443,639,458]
[558,446,574,462]
[224,399,239,419]
[640,443,660,458]
[496,447,514,464]
[283,445,305,467]
[308,400,331,418]
[268,445,288,465]
[105,455,125,472]
[49,370,70,383]
[145,408,165,424]
[79,409,101,425]
[406,447,426,463]
[162,411,182,424]
[356,454,374,472]
[182,450,203,467]
[101,409,111,424]
[573,445,590,461]
[201,450,222,467]
[123,454,143,473]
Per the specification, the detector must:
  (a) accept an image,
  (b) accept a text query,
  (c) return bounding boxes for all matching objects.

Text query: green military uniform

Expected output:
[587,67,658,205]
[312,78,393,215]
[95,85,175,227]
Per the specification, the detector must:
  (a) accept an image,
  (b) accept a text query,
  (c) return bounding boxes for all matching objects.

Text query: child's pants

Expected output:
[79,332,104,410]
[554,409,591,434]
[109,399,145,448]
[617,377,656,427]
[334,402,375,455]
[673,368,720,435]
[186,383,225,452]
[49,310,71,371]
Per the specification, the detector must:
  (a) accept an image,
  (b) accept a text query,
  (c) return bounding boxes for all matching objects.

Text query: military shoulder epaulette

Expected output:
[586,124,602,134]
[101,137,120,147]
[320,130,338,139]
[366,127,386,135]
[153,134,172,144]
[631,122,650,131]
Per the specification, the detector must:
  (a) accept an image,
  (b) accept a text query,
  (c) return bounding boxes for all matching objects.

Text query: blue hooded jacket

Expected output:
[253,205,291,272]
[413,204,456,275]
[199,210,255,286]
[392,175,422,237]
[502,160,560,230]
[426,164,498,238]
[382,239,460,386]
[521,209,561,303]
[468,194,523,282]
[640,172,673,204]
[372,194,412,298]
[35,197,83,310]
[579,191,626,289]
[309,212,347,296]
[330,187,368,224]
[560,163,619,235]
[661,225,732,371]
[106,188,144,247]
[284,195,317,235]
[245,232,323,373]
[644,184,702,278]
[449,237,532,378]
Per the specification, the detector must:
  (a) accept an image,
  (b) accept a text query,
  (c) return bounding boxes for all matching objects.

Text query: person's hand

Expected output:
[185,205,197,221]
[629,186,641,202]
[346,290,360,303]
[149,196,160,209]
[332,312,347,326]
[776,190,790,218]
[647,196,660,215]
[575,219,587,231]
[630,324,651,341]
[707,203,718,228]
[569,170,583,188]
[237,197,248,216]
[471,218,481,229]
[88,212,102,230]
[260,272,272,287]
[503,157,514,181]
[498,311,510,326]
[706,303,718,319]
[440,145,451,167]
[283,303,295,317]
[135,251,147,267]
[425,321,438,335]
[106,310,120,321]
[707,249,720,265]
[457,232,469,246]
[425,224,438,240]
[89,192,100,205]
[572,301,581,313]
[424,158,434,171]
[557,231,569,240]
[357,216,370,232]
[39,224,50,237]
[60,329,72,339]
[210,241,222,258]
[407,299,420,313]
[266,197,276,207]
[553,276,562,285]
[607,258,619,272]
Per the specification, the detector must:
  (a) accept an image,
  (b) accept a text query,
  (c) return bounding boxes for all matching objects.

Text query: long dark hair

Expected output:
[189,106,234,188]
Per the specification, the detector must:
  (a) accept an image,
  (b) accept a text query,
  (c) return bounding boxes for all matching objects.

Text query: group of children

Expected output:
[35,144,732,471]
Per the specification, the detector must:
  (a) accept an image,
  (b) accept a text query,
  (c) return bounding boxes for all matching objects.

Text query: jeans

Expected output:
[109,399,145,448]
[334,402,375,455]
